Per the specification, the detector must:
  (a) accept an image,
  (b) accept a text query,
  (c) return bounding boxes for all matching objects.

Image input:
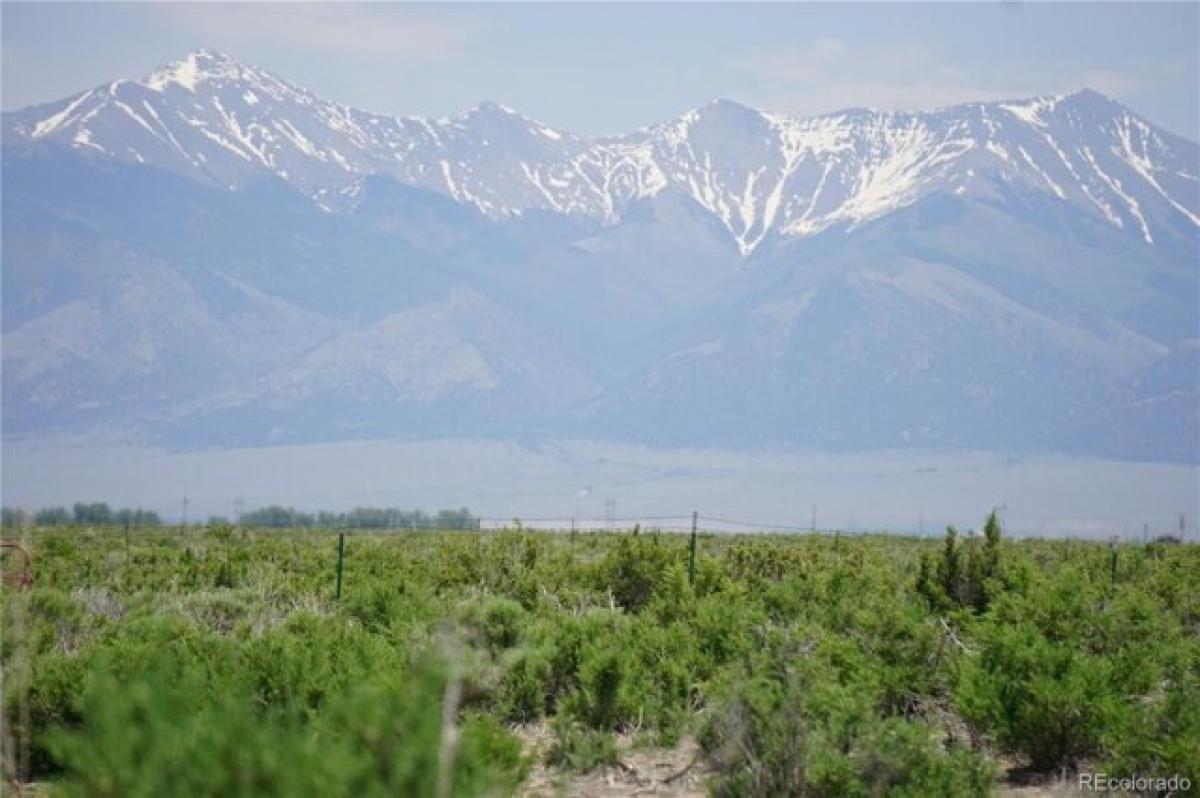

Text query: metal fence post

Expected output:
[689,510,698,586]
[336,532,346,600]
[1109,539,1118,595]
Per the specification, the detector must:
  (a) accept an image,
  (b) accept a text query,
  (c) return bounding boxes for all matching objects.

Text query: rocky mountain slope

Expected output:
[3,51,1197,460]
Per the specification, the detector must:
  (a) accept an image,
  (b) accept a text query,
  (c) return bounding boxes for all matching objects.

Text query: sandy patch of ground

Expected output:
[514,724,712,798]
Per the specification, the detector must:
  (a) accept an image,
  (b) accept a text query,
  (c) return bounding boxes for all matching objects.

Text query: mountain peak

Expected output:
[704,98,758,113]
[1059,87,1125,111]
[689,97,768,123]
[655,98,769,142]
[187,48,237,65]
[450,101,574,143]
[991,88,1131,123]
[142,48,256,93]
[464,100,519,117]
[1065,87,1112,101]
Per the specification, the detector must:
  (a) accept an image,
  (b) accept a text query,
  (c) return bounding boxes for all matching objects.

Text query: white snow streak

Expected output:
[32,91,94,138]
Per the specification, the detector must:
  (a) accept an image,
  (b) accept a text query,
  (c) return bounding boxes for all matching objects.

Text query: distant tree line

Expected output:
[1,503,476,531]
[2,503,163,529]
[238,505,477,530]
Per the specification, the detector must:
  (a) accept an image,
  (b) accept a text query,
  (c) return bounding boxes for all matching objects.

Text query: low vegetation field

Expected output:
[2,520,1197,796]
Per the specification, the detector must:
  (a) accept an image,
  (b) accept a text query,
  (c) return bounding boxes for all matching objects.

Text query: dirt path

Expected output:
[514,725,712,798]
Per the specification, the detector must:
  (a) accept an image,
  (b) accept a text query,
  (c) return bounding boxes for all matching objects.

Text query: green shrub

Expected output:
[956,624,1116,770]
[474,597,526,654]
[703,630,993,797]
[497,646,553,722]
[953,571,1188,773]
[564,638,635,730]
[545,719,619,773]
[8,523,1195,794]
[595,535,676,613]
[47,652,525,797]
[919,512,1005,613]
[49,664,331,798]
[19,653,88,775]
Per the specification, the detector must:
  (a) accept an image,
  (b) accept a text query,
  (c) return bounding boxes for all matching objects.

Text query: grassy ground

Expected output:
[2,523,1197,796]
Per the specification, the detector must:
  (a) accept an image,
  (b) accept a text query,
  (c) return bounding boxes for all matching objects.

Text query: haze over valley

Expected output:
[3,49,1197,530]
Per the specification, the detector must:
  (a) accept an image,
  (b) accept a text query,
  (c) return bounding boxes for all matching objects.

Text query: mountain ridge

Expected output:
[3,50,1198,461]
[6,50,1196,256]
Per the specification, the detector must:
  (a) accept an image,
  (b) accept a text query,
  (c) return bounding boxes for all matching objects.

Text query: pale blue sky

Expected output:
[3,3,1198,139]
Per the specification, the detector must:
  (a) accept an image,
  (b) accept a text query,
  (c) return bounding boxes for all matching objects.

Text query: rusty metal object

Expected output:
[1,540,33,590]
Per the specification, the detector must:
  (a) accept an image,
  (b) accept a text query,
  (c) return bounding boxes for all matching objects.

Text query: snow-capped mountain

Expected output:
[3,50,594,216]
[6,50,1196,254]
[3,51,1198,460]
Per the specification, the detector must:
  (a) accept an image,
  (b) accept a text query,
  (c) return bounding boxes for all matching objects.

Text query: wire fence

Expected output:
[475,514,824,535]
[4,512,1191,543]
[4,513,832,539]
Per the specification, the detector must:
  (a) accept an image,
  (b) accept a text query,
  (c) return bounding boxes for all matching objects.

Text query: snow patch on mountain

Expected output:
[5,52,1197,254]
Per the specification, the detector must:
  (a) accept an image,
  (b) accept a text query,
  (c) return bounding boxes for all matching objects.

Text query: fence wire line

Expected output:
[698,515,817,532]
[477,515,694,525]
[476,514,817,533]
[13,513,826,535]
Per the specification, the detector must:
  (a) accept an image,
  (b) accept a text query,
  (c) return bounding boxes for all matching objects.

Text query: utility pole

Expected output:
[811,504,816,533]
[181,496,189,529]
[575,486,590,533]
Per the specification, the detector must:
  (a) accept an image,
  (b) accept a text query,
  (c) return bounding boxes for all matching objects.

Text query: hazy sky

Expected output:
[3,3,1198,139]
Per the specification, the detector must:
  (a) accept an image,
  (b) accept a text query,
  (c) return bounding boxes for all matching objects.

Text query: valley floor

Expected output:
[3,437,1197,538]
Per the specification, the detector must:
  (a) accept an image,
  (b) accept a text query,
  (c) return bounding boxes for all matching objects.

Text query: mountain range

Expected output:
[3,50,1198,461]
